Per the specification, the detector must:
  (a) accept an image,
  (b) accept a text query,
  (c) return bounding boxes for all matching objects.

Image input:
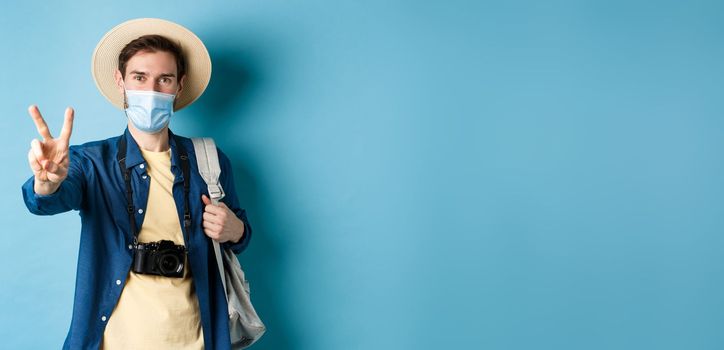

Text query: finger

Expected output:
[31,139,46,162]
[201,194,212,206]
[204,228,220,241]
[207,207,227,220]
[28,105,53,141]
[204,203,225,215]
[44,160,59,174]
[59,107,74,142]
[203,220,222,231]
[203,212,221,225]
[28,149,42,172]
[46,164,67,183]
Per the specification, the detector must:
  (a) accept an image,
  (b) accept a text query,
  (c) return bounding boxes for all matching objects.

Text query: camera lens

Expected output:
[158,253,181,276]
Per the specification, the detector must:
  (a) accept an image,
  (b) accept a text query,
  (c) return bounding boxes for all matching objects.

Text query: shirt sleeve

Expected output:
[21,146,85,215]
[217,147,252,255]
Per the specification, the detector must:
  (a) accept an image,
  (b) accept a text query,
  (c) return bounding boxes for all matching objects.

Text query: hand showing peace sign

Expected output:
[27,105,74,195]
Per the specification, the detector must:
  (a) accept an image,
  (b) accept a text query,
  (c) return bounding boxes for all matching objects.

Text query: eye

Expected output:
[160,77,172,84]
[133,75,145,81]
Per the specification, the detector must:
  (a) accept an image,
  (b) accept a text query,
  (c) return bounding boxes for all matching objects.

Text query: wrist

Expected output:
[34,179,61,196]
[231,220,245,244]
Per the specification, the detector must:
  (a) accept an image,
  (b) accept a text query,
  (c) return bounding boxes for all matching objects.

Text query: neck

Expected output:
[128,122,170,152]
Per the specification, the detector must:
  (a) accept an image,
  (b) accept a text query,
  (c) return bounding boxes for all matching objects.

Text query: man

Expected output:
[21,18,252,349]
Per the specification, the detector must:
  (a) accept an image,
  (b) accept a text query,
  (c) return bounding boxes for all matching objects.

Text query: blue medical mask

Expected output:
[123,89,176,134]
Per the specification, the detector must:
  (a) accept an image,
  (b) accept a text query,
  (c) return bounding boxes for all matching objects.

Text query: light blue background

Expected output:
[1,0,723,349]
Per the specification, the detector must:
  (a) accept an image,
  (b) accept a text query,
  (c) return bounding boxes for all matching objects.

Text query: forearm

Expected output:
[22,174,83,216]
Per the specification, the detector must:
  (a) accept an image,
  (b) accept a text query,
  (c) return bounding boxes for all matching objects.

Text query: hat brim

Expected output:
[91,18,211,111]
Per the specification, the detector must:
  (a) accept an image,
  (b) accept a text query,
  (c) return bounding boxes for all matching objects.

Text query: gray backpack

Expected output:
[192,137,266,349]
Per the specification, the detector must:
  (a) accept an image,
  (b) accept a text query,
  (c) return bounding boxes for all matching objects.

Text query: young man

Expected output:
[21,18,252,349]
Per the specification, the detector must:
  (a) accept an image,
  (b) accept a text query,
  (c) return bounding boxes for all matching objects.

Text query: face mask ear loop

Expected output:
[121,82,132,123]
[172,86,180,112]
[121,81,129,110]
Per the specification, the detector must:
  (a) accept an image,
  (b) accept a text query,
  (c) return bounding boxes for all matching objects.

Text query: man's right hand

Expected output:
[27,105,74,195]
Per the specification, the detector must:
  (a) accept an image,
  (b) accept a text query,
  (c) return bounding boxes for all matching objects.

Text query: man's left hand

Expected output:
[201,194,245,243]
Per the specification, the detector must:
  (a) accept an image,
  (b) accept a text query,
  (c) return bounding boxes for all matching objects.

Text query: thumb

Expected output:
[31,139,46,162]
[201,194,211,206]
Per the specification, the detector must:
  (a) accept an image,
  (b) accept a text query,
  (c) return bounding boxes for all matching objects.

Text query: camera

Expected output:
[132,240,186,278]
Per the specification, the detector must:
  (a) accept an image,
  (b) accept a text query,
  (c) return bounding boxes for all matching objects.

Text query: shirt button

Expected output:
[101,315,107,322]
[116,279,122,285]
[142,175,148,179]
[128,244,133,250]
[139,164,145,169]
[138,208,144,214]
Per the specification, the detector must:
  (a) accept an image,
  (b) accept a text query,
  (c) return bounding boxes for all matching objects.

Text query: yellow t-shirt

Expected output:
[102,148,204,350]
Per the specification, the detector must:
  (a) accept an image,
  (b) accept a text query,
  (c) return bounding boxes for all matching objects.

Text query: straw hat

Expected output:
[91,18,212,111]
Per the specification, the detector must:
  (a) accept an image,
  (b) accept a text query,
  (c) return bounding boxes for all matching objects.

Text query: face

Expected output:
[114,50,185,96]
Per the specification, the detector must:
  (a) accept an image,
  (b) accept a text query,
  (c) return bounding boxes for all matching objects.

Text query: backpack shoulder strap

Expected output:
[191,137,229,301]
[192,137,225,204]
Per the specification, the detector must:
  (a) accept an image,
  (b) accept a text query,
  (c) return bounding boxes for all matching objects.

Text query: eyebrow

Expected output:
[129,70,176,78]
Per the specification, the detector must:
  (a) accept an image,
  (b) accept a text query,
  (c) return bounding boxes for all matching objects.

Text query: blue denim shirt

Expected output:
[21,128,252,349]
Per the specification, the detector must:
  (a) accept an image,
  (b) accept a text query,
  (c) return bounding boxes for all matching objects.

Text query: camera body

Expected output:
[132,240,186,278]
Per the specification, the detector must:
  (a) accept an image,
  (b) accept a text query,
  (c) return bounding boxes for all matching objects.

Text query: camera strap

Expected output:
[116,132,191,245]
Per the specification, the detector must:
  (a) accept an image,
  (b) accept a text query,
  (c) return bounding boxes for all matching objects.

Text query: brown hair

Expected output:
[118,34,186,79]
